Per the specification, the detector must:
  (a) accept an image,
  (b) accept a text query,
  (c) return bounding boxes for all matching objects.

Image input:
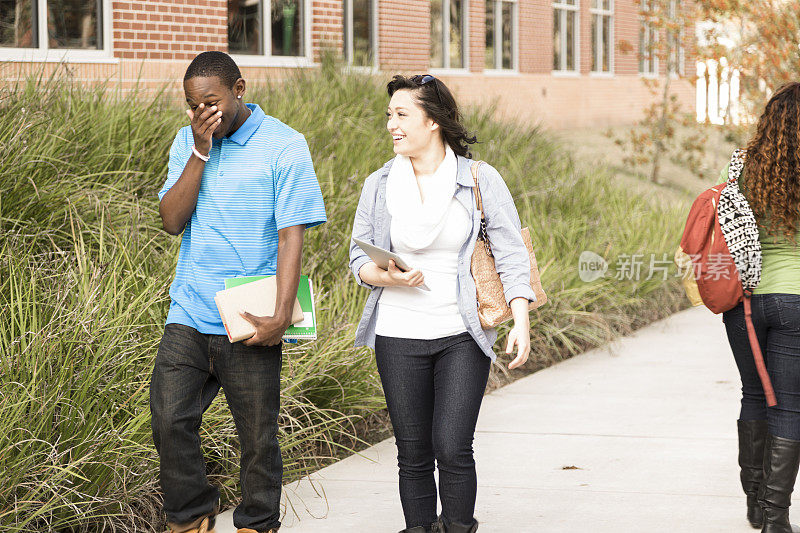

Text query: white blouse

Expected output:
[375,146,472,339]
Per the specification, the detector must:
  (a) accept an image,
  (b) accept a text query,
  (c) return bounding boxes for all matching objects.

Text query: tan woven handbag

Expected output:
[470,161,547,329]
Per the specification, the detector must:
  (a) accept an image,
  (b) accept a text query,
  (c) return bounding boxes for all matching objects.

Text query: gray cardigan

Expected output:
[348,154,536,360]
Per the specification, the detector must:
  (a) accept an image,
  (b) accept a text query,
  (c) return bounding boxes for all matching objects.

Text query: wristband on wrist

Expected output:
[192,146,210,162]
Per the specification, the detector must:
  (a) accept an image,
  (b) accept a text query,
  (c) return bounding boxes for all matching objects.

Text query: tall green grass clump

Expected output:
[0,60,688,531]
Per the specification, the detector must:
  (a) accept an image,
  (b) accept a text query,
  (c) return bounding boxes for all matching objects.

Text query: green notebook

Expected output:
[223,275,317,341]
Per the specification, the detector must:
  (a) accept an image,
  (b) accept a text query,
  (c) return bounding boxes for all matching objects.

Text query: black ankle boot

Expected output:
[440,518,478,533]
[399,518,448,533]
[758,434,800,533]
[739,419,768,528]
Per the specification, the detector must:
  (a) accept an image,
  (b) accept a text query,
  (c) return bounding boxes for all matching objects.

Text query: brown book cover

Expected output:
[214,276,305,343]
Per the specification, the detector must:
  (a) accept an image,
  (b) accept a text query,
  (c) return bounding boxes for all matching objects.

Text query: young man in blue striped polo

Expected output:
[152,51,327,533]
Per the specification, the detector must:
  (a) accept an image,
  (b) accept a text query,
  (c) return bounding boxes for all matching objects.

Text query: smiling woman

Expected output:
[348,75,537,533]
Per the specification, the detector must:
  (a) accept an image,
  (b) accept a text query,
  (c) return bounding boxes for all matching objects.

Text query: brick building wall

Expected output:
[112,1,227,61]
[0,0,697,129]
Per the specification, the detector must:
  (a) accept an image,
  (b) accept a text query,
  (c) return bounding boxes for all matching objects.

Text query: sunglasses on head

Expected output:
[411,74,443,105]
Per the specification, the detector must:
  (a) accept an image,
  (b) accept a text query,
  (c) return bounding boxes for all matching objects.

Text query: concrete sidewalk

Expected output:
[217,306,785,532]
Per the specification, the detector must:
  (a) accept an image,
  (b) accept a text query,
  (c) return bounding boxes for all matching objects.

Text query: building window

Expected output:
[552,0,578,73]
[667,0,684,76]
[590,0,612,73]
[344,0,376,67]
[228,0,305,58]
[639,0,657,75]
[485,0,517,71]
[430,0,467,69]
[228,0,261,54]
[0,0,103,50]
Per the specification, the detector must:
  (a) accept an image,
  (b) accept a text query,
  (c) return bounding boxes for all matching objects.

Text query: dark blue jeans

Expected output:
[375,332,491,529]
[150,323,282,532]
[723,294,800,439]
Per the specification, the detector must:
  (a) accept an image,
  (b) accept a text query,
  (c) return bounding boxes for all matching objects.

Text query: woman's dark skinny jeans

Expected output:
[375,332,491,529]
[723,293,800,439]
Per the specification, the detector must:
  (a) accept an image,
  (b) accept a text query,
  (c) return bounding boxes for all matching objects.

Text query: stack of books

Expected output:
[214,275,317,343]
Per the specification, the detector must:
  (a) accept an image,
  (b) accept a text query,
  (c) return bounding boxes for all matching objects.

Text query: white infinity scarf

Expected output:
[385,145,458,251]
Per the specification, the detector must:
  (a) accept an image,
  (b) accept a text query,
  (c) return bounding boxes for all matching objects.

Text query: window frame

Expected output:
[638,0,659,77]
[344,0,378,71]
[0,0,115,63]
[589,0,614,76]
[429,0,470,74]
[229,0,313,68]
[552,0,580,76]
[484,0,519,74]
[667,0,685,77]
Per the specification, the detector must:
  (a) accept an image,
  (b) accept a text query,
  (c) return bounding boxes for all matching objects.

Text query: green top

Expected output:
[718,164,800,295]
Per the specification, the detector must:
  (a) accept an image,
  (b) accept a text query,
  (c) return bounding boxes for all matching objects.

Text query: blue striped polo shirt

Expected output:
[158,103,327,335]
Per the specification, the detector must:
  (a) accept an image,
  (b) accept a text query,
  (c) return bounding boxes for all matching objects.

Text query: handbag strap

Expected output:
[470,160,486,217]
[470,160,493,256]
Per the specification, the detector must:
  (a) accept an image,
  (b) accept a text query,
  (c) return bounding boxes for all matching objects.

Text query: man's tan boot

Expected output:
[167,515,216,533]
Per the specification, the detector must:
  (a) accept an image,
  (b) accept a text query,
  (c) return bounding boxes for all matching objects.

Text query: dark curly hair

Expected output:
[184,51,242,89]
[743,82,800,244]
[387,74,478,158]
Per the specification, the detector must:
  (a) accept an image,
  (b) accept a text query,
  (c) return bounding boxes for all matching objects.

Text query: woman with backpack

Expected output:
[721,82,800,533]
[348,75,537,532]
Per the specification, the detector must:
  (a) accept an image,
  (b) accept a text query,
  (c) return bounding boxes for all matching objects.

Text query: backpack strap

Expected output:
[718,148,761,291]
[726,148,746,184]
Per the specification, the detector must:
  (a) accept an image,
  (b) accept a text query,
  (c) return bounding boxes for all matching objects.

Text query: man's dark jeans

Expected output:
[375,332,491,529]
[150,323,282,532]
[723,293,800,439]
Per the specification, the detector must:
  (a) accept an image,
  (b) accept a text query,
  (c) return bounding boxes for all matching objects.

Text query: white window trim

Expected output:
[638,1,658,77]
[484,0,519,73]
[552,0,580,74]
[431,0,470,72]
[589,0,614,75]
[429,68,472,77]
[230,0,313,68]
[483,69,521,77]
[667,0,685,77]
[0,0,116,63]
[551,70,581,78]
[344,0,378,72]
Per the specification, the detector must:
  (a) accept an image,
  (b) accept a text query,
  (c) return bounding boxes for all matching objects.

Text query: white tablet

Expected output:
[352,238,431,291]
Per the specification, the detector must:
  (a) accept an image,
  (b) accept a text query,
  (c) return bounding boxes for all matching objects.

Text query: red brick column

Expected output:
[469,0,485,72]
[378,0,430,72]
[312,0,344,61]
[518,0,553,74]
[580,0,592,74]
[614,0,640,76]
